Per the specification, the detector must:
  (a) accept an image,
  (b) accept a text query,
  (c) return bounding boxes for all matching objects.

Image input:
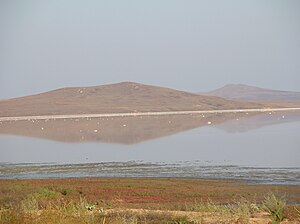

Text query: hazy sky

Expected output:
[0,0,300,99]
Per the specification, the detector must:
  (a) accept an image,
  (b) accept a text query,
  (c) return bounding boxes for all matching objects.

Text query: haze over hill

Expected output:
[202,84,300,101]
[0,82,262,117]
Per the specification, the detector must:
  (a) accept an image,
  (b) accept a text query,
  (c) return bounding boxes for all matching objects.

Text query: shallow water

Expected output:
[1,162,300,185]
[0,111,299,184]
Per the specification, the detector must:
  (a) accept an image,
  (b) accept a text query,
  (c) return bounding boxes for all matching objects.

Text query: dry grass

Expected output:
[0,191,299,224]
[262,193,286,224]
[1,178,300,223]
[0,195,196,224]
[1,198,298,224]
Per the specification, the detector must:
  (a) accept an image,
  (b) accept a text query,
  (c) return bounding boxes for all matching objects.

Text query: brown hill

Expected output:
[201,84,300,101]
[0,82,262,117]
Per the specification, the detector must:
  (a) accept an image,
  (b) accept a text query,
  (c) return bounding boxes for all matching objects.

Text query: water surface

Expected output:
[0,111,299,184]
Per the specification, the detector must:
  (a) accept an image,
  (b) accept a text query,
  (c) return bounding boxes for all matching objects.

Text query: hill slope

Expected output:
[0,82,261,117]
[202,84,300,101]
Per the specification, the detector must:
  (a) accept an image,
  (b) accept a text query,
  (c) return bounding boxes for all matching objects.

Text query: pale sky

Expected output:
[0,0,300,99]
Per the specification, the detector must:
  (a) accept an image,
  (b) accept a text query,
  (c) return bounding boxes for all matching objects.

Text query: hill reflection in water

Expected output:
[0,111,299,144]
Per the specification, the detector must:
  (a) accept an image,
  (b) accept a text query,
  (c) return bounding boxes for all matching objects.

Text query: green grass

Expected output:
[262,193,286,224]
[33,187,60,199]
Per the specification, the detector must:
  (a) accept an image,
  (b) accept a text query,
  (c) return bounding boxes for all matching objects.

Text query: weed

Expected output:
[187,198,260,223]
[20,195,39,213]
[228,201,252,224]
[0,209,12,223]
[32,187,59,199]
[295,206,300,217]
[262,193,286,224]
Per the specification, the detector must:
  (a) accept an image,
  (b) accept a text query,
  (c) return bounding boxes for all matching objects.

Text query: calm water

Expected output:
[0,111,299,184]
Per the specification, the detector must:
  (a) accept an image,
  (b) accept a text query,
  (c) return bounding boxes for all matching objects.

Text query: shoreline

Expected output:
[1,107,300,121]
[1,161,299,185]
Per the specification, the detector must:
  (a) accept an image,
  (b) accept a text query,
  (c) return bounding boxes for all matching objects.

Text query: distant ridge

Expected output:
[201,84,300,101]
[0,82,261,117]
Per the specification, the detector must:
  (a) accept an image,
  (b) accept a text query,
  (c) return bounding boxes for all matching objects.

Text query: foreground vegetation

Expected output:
[1,193,299,224]
[0,178,299,223]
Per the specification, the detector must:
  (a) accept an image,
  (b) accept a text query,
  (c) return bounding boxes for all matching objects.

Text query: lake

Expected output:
[0,110,299,185]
